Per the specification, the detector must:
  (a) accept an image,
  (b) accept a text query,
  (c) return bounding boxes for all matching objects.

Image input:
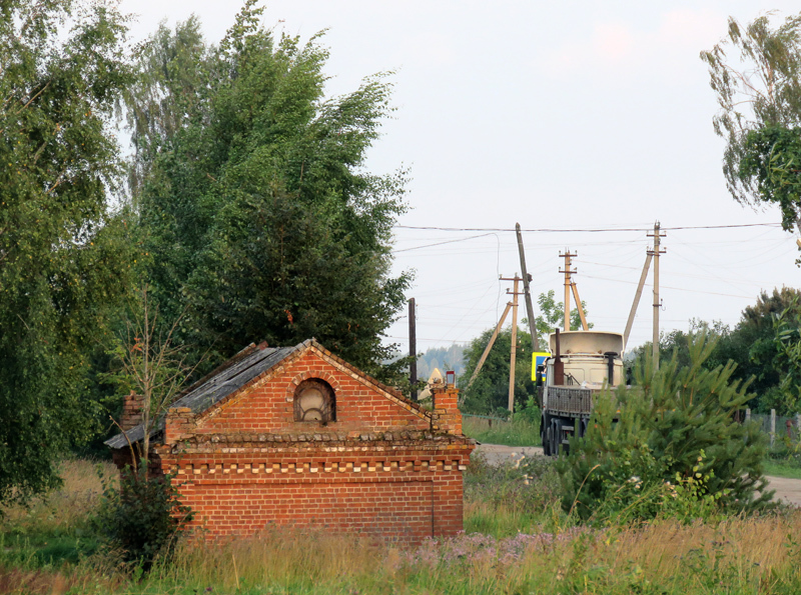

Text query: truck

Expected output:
[538,329,625,456]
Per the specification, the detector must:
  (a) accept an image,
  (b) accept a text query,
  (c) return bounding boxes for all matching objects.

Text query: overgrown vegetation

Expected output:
[561,334,771,525]
[5,457,801,594]
[93,466,193,571]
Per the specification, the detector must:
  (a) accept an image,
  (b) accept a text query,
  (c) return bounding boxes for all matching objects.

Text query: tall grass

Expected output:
[0,458,115,537]
[113,511,801,594]
[8,458,801,594]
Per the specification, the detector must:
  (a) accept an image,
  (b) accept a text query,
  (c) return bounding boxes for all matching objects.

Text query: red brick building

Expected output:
[106,339,474,544]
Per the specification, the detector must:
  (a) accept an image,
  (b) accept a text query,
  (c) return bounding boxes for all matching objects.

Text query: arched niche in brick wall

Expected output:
[293,379,336,424]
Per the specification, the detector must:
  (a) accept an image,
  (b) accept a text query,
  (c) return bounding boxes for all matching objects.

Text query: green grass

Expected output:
[764,459,801,479]
[462,416,540,446]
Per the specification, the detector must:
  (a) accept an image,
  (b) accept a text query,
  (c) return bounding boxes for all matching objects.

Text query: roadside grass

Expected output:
[7,458,801,594]
[764,460,801,480]
[463,451,562,536]
[462,416,540,446]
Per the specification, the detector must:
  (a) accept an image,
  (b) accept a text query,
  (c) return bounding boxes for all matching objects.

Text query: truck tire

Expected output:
[552,419,562,456]
[542,415,552,456]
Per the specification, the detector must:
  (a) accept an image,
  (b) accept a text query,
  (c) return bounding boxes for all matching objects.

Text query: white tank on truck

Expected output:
[539,329,624,456]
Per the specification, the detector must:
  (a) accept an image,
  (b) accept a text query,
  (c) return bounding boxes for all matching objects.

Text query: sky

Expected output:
[118,0,801,357]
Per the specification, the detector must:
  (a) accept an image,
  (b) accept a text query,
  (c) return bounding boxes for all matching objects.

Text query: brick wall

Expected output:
[121,391,144,431]
[157,447,471,544]
[138,343,473,544]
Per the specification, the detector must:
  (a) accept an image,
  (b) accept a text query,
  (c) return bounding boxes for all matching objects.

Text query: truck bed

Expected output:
[546,386,603,416]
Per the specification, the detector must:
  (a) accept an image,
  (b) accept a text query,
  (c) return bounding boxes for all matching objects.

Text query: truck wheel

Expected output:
[542,415,551,456]
[542,420,553,457]
[552,419,562,455]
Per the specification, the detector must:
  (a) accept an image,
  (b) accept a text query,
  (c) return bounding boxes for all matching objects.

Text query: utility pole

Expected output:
[559,250,577,331]
[570,281,589,331]
[623,252,652,349]
[509,275,520,413]
[515,223,539,352]
[648,222,666,368]
[408,298,417,400]
[499,274,522,413]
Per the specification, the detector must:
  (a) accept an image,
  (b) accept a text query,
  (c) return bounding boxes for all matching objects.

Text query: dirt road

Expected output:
[475,443,801,507]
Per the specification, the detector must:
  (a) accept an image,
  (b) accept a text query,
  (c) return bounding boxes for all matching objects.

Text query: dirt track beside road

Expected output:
[474,443,801,507]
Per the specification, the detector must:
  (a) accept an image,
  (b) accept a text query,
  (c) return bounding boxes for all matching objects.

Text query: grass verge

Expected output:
[764,460,801,480]
[462,416,540,446]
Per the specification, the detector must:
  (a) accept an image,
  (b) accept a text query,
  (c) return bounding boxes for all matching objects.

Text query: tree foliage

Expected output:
[104,285,200,463]
[127,4,409,378]
[0,0,132,503]
[630,288,801,413]
[702,13,801,231]
[535,289,591,346]
[559,335,771,524]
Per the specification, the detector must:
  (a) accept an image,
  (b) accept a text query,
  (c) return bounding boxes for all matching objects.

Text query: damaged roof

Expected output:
[104,341,301,450]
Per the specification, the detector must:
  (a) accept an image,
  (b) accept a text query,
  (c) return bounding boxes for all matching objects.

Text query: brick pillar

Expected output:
[164,407,194,444]
[120,391,144,430]
[431,378,463,435]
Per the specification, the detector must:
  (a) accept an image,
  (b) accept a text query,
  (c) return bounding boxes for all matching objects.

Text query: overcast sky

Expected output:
[118,1,801,356]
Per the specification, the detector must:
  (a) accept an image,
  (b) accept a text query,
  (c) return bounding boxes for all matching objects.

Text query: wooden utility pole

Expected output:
[559,250,577,330]
[408,298,417,400]
[648,222,666,368]
[507,275,520,413]
[623,253,653,349]
[570,281,589,331]
[515,223,539,352]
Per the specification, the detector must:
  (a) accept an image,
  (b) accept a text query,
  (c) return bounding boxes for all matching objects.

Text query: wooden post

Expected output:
[746,408,751,422]
[508,275,520,414]
[570,281,589,331]
[559,250,577,331]
[623,252,653,349]
[771,408,776,448]
[515,223,539,352]
[648,223,666,369]
[408,298,417,400]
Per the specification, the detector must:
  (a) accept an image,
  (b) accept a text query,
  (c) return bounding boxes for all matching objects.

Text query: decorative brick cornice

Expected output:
[167,457,469,477]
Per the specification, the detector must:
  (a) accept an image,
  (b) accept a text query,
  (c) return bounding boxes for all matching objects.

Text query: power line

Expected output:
[393,232,496,252]
[395,223,782,233]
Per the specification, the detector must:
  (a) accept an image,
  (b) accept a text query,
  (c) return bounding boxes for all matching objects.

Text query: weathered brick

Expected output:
[111,340,474,545]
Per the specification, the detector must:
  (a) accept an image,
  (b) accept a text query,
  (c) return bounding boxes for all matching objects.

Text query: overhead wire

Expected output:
[394,223,782,232]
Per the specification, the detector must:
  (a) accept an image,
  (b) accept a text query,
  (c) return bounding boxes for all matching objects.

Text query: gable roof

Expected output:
[105,339,427,450]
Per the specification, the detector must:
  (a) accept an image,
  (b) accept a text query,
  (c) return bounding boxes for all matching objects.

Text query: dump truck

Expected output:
[539,330,624,456]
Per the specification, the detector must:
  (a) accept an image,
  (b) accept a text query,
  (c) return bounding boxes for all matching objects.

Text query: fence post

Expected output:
[797,414,801,442]
[746,408,751,422]
[771,409,776,448]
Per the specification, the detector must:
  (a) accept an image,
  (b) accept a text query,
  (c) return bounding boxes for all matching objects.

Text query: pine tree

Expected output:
[558,334,771,523]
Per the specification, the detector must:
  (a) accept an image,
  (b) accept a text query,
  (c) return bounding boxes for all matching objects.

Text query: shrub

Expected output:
[558,333,773,525]
[94,466,193,571]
